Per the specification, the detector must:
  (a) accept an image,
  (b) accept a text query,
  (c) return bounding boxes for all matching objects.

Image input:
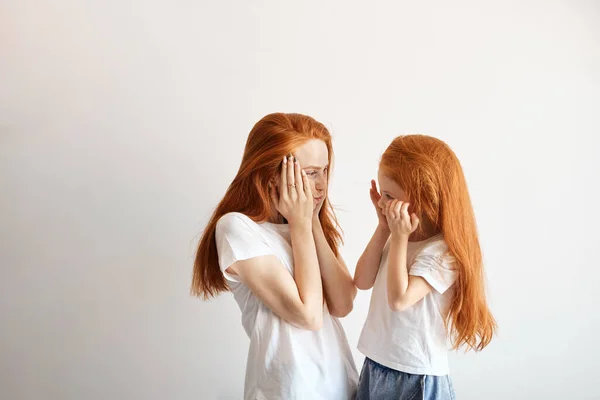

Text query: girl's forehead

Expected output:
[378,173,404,193]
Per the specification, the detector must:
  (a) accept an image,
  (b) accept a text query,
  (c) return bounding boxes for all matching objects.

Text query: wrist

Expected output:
[312,215,322,231]
[390,231,410,242]
[289,218,312,233]
[376,222,390,234]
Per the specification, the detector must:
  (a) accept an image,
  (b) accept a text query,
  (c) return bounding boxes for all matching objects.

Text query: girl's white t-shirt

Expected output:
[215,212,358,400]
[357,235,458,376]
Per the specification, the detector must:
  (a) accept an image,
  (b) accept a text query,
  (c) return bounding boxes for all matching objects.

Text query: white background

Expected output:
[1,1,599,399]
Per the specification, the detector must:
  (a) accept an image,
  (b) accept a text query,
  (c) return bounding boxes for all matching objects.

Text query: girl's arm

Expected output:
[354,180,390,290]
[385,200,433,311]
[312,218,356,317]
[386,233,432,311]
[354,225,389,290]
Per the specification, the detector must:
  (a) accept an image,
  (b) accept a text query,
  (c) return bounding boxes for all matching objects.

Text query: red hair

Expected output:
[380,135,496,351]
[192,113,342,299]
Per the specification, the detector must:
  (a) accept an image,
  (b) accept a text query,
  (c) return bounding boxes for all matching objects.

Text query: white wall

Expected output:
[1,1,599,399]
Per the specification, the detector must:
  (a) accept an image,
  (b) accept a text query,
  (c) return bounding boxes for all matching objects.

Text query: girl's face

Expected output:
[293,139,329,209]
[377,170,408,214]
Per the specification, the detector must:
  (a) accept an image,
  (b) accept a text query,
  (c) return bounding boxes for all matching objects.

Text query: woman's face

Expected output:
[294,139,329,209]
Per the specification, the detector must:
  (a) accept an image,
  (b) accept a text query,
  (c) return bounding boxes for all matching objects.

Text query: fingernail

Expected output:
[283,157,287,164]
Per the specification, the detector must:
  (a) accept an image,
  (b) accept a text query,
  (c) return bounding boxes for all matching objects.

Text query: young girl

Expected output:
[192,113,358,400]
[354,135,496,399]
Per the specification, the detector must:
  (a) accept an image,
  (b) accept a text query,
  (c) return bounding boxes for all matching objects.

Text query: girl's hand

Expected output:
[384,200,419,238]
[270,155,313,227]
[370,180,389,230]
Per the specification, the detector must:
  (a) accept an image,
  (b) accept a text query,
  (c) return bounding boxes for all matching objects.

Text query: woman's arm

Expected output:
[228,223,323,330]
[226,155,324,329]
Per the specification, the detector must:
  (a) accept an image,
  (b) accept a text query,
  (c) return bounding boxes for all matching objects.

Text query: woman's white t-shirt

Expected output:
[215,212,358,400]
[357,235,458,376]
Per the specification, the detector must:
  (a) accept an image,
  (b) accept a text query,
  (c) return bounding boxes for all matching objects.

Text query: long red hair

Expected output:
[380,135,496,351]
[192,113,342,299]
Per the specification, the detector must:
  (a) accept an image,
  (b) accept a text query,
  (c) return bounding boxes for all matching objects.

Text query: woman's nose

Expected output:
[315,176,326,191]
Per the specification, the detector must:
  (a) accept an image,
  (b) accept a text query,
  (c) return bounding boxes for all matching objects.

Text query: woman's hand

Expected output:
[270,155,313,227]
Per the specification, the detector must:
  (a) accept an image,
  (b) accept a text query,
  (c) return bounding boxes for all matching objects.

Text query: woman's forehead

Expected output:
[294,139,328,167]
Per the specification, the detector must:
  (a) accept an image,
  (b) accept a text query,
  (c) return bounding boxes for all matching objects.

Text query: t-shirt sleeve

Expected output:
[409,239,457,294]
[214,213,275,282]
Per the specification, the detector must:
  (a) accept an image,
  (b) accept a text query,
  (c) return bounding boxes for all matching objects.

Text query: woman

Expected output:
[192,113,358,400]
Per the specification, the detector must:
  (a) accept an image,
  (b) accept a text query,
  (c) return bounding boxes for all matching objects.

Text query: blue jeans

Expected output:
[356,358,456,400]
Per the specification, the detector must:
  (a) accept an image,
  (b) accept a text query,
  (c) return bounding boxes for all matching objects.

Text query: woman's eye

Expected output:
[307,172,318,177]
[385,193,392,199]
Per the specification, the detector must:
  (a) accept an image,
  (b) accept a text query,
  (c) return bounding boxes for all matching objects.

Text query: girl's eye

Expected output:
[385,193,393,199]
[307,171,318,177]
